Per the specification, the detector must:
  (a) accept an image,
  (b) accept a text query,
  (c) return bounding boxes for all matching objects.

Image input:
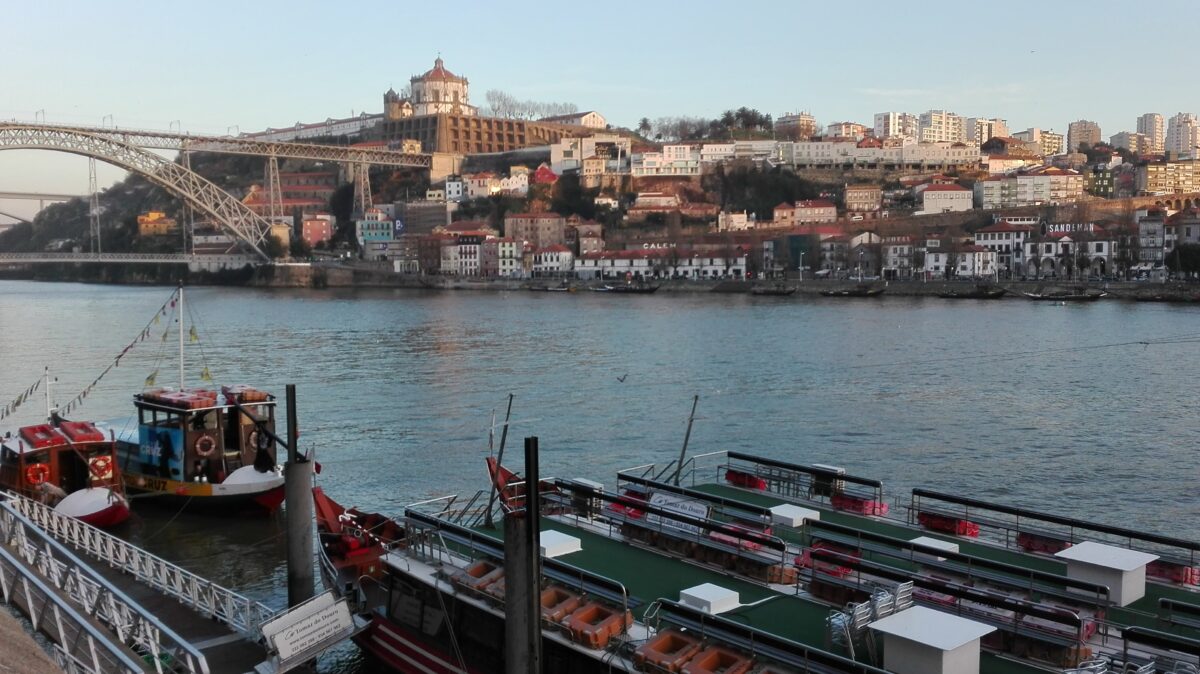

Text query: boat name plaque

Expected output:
[646,492,710,536]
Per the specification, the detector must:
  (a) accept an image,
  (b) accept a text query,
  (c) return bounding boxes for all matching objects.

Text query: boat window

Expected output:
[190,410,218,431]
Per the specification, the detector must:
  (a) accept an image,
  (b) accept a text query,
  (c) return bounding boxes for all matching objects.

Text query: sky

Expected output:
[2,0,1198,219]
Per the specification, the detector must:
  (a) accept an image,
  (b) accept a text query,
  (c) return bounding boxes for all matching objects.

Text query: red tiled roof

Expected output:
[416,57,463,82]
[922,184,969,192]
[506,212,562,219]
[977,222,1035,233]
[538,244,571,253]
[774,202,794,210]
[960,245,989,252]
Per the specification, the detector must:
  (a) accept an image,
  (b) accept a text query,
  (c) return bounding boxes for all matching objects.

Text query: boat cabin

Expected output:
[0,421,122,499]
[130,386,277,484]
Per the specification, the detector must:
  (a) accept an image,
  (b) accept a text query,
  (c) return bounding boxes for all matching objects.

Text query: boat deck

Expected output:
[472,516,1046,674]
[690,482,1200,635]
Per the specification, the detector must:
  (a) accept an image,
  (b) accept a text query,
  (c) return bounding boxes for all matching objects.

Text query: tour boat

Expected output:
[0,420,130,528]
[315,449,1200,674]
[101,385,284,514]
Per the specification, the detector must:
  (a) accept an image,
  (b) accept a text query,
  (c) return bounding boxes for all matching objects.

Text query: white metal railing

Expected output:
[4,493,277,640]
[0,545,144,674]
[0,503,194,673]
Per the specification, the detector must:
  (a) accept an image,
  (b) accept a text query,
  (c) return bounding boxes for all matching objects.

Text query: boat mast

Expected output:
[178,285,185,389]
[43,366,53,421]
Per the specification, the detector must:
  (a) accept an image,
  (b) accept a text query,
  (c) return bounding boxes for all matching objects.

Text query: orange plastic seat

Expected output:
[681,645,753,674]
[451,560,504,592]
[633,629,702,672]
[563,602,633,649]
[540,586,583,623]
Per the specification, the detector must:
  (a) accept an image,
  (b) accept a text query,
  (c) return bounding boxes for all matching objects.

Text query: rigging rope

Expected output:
[59,287,181,416]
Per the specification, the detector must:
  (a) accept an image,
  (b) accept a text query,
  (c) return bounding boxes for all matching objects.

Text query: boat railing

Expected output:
[910,489,1200,584]
[403,507,635,625]
[0,493,210,674]
[652,598,892,674]
[807,548,1092,650]
[550,478,791,571]
[2,491,277,644]
[719,451,888,514]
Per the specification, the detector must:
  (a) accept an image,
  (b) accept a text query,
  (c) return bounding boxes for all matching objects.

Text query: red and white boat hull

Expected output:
[54,488,131,528]
[358,616,479,674]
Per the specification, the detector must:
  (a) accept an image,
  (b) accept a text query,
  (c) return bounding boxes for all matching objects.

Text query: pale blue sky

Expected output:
[2,0,1197,217]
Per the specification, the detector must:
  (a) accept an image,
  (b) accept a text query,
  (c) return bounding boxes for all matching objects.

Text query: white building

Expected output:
[1137,113,1165,153]
[956,245,997,278]
[882,235,915,280]
[966,117,1009,144]
[1012,128,1065,156]
[783,139,980,170]
[974,167,1083,208]
[918,184,973,213]
[631,145,701,177]
[1166,113,1200,158]
[874,112,919,140]
[550,134,632,174]
[539,111,607,129]
[532,245,574,277]
[445,178,465,201]
[673,252,749,279]
[499,173,529,195]
[244,112,382,142]
[575,250,664,280]
[974,220,1035,277]
[700,143,735,163]
[918,110,966,143]
[717,211,753,232]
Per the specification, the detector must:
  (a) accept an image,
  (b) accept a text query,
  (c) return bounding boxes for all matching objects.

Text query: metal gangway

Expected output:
[0,492,281,673]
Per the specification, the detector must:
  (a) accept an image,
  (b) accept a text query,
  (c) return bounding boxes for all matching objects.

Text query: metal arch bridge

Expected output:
[0,124,280,261]
[0,123,433,263]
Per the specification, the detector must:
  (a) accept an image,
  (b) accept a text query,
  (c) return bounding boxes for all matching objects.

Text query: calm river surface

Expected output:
[2,280,1198,671]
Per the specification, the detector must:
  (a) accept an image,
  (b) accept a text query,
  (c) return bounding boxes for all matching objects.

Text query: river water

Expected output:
[2,280,1198,671]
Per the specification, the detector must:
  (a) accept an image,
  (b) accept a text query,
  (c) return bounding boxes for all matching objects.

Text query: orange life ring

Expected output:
[25,463,50,486]
[194,435,216,458]
[88,455,114,479]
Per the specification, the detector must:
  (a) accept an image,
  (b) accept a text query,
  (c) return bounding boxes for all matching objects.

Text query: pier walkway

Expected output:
[0,492,282,673]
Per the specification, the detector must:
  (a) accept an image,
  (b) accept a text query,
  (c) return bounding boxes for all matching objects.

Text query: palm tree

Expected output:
[637,117,652,137]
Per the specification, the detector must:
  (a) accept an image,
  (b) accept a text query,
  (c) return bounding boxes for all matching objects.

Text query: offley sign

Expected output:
[260,590,357,672]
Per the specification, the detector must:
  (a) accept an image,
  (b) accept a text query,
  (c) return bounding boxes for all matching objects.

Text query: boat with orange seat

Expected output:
[1,419,129,528]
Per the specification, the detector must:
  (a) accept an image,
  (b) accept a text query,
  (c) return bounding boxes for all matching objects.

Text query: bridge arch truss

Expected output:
[0,124,273,261]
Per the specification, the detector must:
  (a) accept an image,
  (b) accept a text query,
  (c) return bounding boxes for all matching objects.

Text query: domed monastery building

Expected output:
[381,57,597,155]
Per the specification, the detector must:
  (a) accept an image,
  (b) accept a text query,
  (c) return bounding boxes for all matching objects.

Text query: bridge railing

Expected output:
[0,252,193,262]
[5,493,278,642]
[0,494,208,673]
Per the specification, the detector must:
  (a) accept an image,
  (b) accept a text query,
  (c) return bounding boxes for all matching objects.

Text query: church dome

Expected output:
[417,57,464,82]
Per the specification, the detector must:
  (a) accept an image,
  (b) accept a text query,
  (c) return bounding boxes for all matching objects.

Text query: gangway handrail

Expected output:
[912,488,1200,554]
[0,544,145,674]
[4,492,276,639]
[0,496,210,673]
